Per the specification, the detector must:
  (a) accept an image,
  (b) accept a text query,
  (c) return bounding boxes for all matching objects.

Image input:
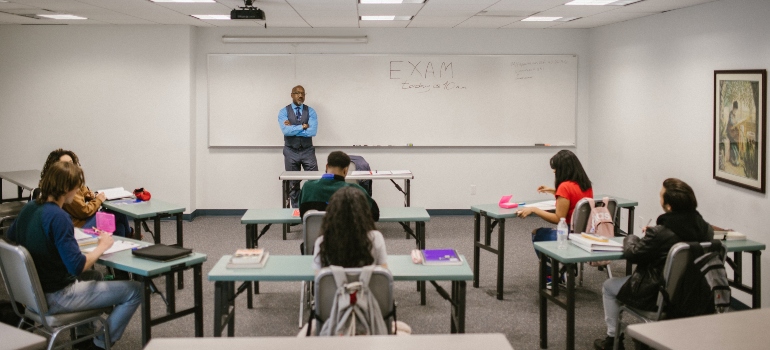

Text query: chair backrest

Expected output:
[0,240,49,317]
[655,241,726,318]
[314,266,394,333]
[570,197,618,234]
[302,210,326,255]
[346,161,357,184]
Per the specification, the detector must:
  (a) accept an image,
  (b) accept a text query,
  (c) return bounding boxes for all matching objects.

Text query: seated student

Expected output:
[516,150,593,280]
[8,161,142,350]
[299,150,379,221]
[312,187,387,270]
[40,149,132,237]
[593,178,713,350]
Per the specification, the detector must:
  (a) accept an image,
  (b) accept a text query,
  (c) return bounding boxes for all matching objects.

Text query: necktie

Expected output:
[295,106,302,123]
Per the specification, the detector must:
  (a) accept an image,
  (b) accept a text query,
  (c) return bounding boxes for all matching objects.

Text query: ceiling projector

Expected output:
[231,0,265,20]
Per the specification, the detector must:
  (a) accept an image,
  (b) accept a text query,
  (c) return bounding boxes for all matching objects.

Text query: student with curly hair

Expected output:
[40,148,132,237]
[312,186,387,270]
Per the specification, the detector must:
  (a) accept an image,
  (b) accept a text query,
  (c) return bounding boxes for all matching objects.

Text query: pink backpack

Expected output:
[588,197,614,238]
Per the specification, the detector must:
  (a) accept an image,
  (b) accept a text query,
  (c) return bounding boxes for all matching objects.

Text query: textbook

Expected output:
[714,230,747,241]
[568,234,623,252]
[227,252,270,269]
[421,249,462,266]
[231,248,265,264]
[74,228,98,246]
[95,187,133,200]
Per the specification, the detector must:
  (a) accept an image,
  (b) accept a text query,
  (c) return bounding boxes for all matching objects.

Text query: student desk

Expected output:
[144,333,514,350]
[279,170,414,236]
[625,308,770,350]
[95,237,206,346]
[0,322,47,350]
[208,255,472,337]
[471,195,638,300]
[724,239,765,308]
[534,239,624,350]
[101,199,187,288]
[533,238,766,350]
[241,206,429,248]
[0,169,39,203]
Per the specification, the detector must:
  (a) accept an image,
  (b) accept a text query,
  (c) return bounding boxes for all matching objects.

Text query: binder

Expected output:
[132,244,192,262]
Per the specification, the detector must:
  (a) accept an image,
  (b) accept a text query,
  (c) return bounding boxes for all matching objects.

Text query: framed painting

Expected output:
[713,69,767,193]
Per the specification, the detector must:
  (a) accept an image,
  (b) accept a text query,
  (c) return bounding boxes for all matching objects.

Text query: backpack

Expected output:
[587,197,614,238]
[587,197,614,267]
[663,240,729,319]
[315,265,389,336]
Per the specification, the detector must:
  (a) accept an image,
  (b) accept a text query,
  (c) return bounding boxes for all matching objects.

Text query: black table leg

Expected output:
[134,219,143,242]
[473,213,481,288]
[418,221,426,305]
[165,272,176,314]
[282,180,289,240]
[627,207,635,236]
[566,263,576,350]
[539,255,548,349]
[496,219,505,300]
[194,265,203,337]
[176,213,184,289]
[140,276,152,346]
[154,216,162,244]
[753,251,762,308]
[450,280,466,333]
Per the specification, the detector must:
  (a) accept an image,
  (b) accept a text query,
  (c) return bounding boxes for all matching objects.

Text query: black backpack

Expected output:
[663,240,729,319]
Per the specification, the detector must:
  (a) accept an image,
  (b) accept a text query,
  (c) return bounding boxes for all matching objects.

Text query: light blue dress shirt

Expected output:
[278,103,318,137]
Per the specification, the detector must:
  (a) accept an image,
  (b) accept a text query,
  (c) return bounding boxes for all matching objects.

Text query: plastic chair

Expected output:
[310,266,395,335]
[0,240,111,350]
[613,241,726,350]
[570,197,618,286]
[298,210,326,328]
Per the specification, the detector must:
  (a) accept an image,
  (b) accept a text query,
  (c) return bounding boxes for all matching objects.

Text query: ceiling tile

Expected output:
[455,15,523,28]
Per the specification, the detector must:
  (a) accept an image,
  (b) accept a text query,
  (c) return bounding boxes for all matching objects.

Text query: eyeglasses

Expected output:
[291,92,306,96]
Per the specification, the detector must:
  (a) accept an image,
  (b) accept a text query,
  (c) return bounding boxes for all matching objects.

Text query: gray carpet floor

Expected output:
[1,215,633,350]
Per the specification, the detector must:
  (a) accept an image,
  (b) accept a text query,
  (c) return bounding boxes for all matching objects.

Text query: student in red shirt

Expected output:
[517,150,593,283]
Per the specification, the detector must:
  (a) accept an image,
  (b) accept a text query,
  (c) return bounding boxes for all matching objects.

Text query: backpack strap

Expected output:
[602,196,609,208]
[587,197,596,210]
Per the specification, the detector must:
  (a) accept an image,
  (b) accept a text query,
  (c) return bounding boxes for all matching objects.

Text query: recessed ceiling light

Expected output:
[191,14,231,20]
[151,0,216,3]
[38,14,87,20]
[360,16,413,21]
[566,0,643,5]
[522,16,562,22]
[359,0,426,3]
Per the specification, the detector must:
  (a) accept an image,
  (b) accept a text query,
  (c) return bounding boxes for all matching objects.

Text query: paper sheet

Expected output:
[524,200,557,211]
[82,240,141,255]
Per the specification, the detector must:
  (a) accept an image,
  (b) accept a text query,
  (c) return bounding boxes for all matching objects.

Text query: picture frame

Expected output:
[713,69,767,193]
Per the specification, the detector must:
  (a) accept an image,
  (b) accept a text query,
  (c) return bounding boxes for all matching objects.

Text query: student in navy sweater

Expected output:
[8,161,141,350]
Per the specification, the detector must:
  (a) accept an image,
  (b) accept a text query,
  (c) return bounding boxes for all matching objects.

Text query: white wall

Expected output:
[589,0,770,305]
[193,28,591,210]
[0,26,193,207]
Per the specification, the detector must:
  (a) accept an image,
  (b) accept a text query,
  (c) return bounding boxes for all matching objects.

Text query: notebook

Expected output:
[132,244,192,262]
[421,248,462,265]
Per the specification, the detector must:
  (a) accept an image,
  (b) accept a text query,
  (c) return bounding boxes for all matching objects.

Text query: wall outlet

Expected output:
[470,185,476,195]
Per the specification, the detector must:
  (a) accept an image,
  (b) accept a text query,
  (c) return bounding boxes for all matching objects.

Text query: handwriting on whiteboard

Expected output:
[512,59,570,80]
[389,60,467,93]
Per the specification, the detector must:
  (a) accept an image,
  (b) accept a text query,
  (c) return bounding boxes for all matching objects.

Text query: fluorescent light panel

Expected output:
[359,0,425,3]
[566,0,643,5]
[360,15,413,21]
[151,0,215,3]
[192,14,230,20]
[522,16,562,22]
[38,14,87,20]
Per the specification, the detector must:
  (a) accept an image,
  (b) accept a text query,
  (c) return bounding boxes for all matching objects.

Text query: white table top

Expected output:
[144,333,513,350]
[0,322,47,350]
[626,308,770,350]
[279,170,413,181]
[0,169,40,190]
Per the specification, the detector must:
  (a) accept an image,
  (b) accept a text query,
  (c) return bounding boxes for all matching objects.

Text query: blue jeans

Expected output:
[45,279,142,348]
[602,275,631,337]
[532,227,557,276]
[82,210,131,237]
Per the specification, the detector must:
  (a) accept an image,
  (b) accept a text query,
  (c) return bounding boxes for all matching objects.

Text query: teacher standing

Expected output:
[278,85,318,208]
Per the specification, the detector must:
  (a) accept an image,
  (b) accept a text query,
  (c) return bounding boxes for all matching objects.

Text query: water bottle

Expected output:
[557,218,569,250]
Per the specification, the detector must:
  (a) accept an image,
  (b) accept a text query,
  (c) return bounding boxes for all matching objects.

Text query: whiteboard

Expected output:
[208,54,577,147]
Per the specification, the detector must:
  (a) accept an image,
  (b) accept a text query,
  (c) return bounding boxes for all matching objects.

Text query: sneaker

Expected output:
[594,335,624,350]
[546,275,566,290]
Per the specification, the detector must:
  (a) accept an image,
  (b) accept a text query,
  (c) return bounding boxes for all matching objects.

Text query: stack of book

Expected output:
[74,227,98,246]
[569,233,623,253]
[714,230,747,241]
[226,248,270,269]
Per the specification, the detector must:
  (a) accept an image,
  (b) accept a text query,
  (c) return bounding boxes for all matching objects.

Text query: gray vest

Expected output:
[284,104,313,149]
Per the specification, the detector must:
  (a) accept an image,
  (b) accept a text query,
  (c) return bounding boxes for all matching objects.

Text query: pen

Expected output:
[518,202,526,205]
